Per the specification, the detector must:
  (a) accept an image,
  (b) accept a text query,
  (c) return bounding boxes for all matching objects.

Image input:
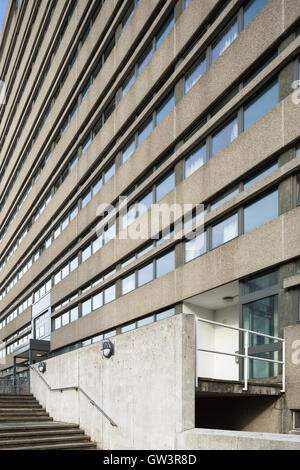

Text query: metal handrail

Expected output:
[29,364,117,427]
[194,316,285,393]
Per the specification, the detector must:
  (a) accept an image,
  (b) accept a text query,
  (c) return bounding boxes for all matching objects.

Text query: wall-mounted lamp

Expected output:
[101,340,114,359]
[38,361,46,373]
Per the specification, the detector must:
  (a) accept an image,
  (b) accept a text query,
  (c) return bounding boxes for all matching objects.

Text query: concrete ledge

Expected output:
[283,273,300,289]
[176,428,300,450]
[196,378,282,397]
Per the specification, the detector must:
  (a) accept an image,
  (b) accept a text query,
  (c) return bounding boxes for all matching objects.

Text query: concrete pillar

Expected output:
[279,262,295,336]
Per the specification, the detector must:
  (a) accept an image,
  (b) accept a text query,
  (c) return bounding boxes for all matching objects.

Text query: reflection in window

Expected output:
[244,190,278,233]
[211,187,239,211]
[138,119,153,146]
[212,19,238,64]
[212,213,238,249]
[156,250,175,278]
[185,232,207,262]
[244,0,269,28]
[156,12,174,50]
[212,117,238,157]
[185,56,206,94]
[244,80,278,131]
[185,144,206,178]
[243,270,278,295]
[156,171,175,201]
[122,273,135,295]
[122,139,135,163]
[244,162,278,190]
[138,263,153,287]
[156,92,175,126]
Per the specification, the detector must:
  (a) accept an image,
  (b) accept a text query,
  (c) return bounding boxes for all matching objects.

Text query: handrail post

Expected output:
[243,331,249,391]
[281,340,286,393]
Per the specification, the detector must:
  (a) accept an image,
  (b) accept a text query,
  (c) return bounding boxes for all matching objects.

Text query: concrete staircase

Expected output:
[0,393,97,449]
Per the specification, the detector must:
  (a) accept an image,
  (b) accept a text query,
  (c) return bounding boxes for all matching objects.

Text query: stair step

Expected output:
[0,394,33,399]
[0,405,42,410]
[0,429,84,440]
[0,416,52,422]
[0,434,91,448]
[0,422,79,432]
[0,409,48,414]
[2,441,97,450]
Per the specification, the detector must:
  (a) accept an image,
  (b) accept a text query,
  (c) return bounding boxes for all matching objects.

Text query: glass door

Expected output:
[239,270,280,380]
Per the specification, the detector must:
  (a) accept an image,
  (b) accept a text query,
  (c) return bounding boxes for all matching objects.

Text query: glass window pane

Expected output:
[212,117,238,157]
[156,12,174,49]
[70,307,78,322]
[243,295,278,346]
[93,292,103,310]
[82,134,92,155]
[244,190,278,234]
[82,190,91,208]
[137,315,154,327]
[138,119,153,146]
[70,256,78,272]
[156,250,175,278]
[93,235,103,253]
[243,270,278,295]
[122,139,135,164]
[62,312,69,326]
[82,245,92,262]
[70,205,78,221]
[244,0,269,28]
[54,316,62,330]
[104,285,116,304]
[185,232,207,262]
[122,68,135,97]
[156,92,175,126]
[185,144,206,178]
[244,80,278,131]
[62,264,69,279]
[138,263,153,287]
[211,186,239,211]
[93,176,103,196]
[138,44,153,75]
[212,20,238,64]
[137,191,153,216]
[121,322,136,333]
[82,298,92,316]
[185,56,206,93]
[104,162,115,183]
[244,162,278,190]
[212,213,238,249]
[122,273,136,295]
[157,308,175,321]
[156,171,175,201]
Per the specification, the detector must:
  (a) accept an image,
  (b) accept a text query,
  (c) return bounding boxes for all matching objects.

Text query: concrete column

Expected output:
[279,263,295,336]
[175,242,184,269]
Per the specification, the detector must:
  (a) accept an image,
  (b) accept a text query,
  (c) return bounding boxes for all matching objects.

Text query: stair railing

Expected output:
[29,364,117,427]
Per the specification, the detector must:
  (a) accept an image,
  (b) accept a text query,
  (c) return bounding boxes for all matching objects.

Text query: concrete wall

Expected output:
[176,428,300,450]
[284,324,300,411]
[30,313,195,450]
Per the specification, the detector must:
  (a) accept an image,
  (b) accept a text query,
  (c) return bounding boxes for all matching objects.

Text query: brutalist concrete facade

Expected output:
[0,0,300,440]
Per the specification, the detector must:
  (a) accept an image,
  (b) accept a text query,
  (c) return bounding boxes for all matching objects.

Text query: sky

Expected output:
[0,0,9,35]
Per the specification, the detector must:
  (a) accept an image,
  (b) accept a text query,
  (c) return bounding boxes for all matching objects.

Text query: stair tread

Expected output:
[0,422,79,430]
[0,429,84,438]
[2,442,97,450]
[0,435,90,445]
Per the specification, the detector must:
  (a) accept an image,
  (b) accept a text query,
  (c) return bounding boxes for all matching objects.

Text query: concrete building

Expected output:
[0,0,300,450]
